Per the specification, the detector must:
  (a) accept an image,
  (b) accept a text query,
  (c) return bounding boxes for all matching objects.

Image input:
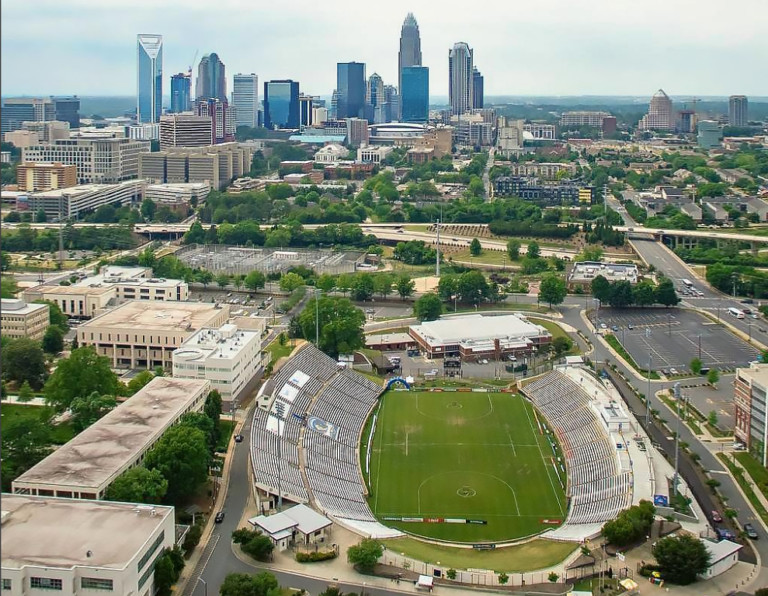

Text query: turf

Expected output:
[366,390,567,543]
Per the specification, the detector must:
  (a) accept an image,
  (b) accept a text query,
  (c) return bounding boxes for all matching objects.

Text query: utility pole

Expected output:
[673,382,681,499]
[315,288,321,345]
[58,195,64,266]
[698,334,702,361]
[646,328,652,427]
[435,214,441,277]
[603,184,609,226]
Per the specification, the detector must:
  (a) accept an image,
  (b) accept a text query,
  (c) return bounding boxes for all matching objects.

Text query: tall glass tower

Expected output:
[398,13,422,118]
[137,34,163,123]
[472,68,484,109]
[170,73,191,113]
[449,42,473,115]
[263,80,300,129]
[336,62,366,120]
[233,74,259,128]
[196,53,227,101]
[401,66,429,123]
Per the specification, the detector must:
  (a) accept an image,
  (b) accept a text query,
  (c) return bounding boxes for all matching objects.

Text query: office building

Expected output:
[366,73,385,123]
[127,122,160,141]
[22,120,70,142]
[729,95,749,127]
[0,98,55,134]
[233,73,259,128]
[472,68,484,109]
[385,85,400,123]
[357,145,393,163]
[76,301,229,369]
[449,42,473,115]
[299,94,314,127]
[3,130,39,148]
[51,96,80,128]
[1,494,176,596]
[493,176,593,206]
[22,137,150,183]
[18,181,143,221]
[559,110,613,128]
[735,363,768,465]
[196,53,227,101]
[451,113,493,146]
[506,161,576,179]
[567,262,639,289]
[345,117,369,147]
[16,162,77,191]
[398,12,422,118]
[677,109,697,134]
[523,122,556,140]
[173,323,263,403]
[195,98,236,143]
[263,80,300,129]
[12,376,210,499]
[136,34,163,124]
[0,299,50,341]
[139,143,252,190]
[160,113,214,148]
[401,66,429,123]
[170,72,192,113]
[145,181,210,205]
[336,62,366,119]
[638,89,674,131]
[697,120,722,149]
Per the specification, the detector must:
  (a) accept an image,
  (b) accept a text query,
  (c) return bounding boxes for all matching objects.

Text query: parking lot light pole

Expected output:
[673,382,681,499]
[646,328,652,427]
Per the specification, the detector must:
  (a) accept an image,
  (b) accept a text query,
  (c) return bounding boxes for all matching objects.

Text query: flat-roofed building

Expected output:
[0,299,50,341]
[21,284,116,319]
[0,494,175,596]
[22,120,71,142]
[173,323,264,403]
[12,376,210,499]
[2,129,40,148]
[138,143,252,190]
[567,261,639,289]
[734,362,768,465]
[159,113,214,149]
[16,162,78,192]
[357,145,393,163]
[409,313,551,360]
[18,180,144,220]
[145,181,210,206]
[77,301,229,369]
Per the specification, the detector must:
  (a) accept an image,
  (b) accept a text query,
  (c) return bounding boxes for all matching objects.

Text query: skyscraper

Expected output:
[263,80,300,129]
[170,73,191,113]
[449,42,473,115]
[401,66,429,123]
[398,13,422,116]
[367,73,385,123]
[232,74,259,128]
[729,95,748,127]
[194,98,235,143]
[384,86,400,124]
[638,89,673,131]
[299,94,314,127]
[137,34,163,124]
[196,53,227,101]
[472,68,484,109]
[52,96,80,128]
[336,62,366,120]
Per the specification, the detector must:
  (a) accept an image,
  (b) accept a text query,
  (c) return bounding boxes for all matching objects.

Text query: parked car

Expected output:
[611,325,619,332]
[741,298,754,304]
[627,324,634,330]
[744,523,759,539]
[480,359,489,365]
[215,511,226,523]
[669,367,678,375]
[600,323,608,330]
[711,510,723,523]
[716,527,735,541]
[234,434,243,443]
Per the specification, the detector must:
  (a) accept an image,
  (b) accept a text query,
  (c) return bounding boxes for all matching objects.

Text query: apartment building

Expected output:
[734,363,768,465]
[506,162,576,180]
[16,162,77,192]
[0,299,50,341]
[17,180,144,220]
[77,301,229,369]
[139,143,252,190]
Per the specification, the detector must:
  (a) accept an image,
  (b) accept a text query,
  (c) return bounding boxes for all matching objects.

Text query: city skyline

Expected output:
[2,0,767,97]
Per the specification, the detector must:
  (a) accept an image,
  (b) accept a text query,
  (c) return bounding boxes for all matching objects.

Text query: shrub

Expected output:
[295,550,338,563]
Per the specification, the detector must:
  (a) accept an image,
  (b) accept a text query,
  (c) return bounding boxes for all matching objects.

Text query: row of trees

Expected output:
[591,275,680,308]
[1,223,137,252]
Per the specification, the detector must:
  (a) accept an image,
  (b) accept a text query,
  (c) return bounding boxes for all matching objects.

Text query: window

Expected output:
[2,578,11,590]
[137,531,165,571]
[81,578,114,591]
[30,577,63,590]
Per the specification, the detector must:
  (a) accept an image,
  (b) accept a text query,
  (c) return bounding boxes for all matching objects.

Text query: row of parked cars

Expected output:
[712,509,758,540]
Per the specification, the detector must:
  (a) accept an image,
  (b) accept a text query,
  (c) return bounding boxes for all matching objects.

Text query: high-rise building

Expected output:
[729,95,748,127]
[1,98,55,134]
[638,89,673,131]
[232,73,259,128]
[263,80,300,129]
[472,68,484,109]
[170,73,191,113]
[136,34,163,124]
[160,114,214,149]
[336,62,366,119]
[194,98,235,143]
[52,96,80,128]
[345,118,369,147]
[697,120,722,149]
[299,94,314,127]
[398,13,422,118]
[384,86,400,124]
[449,42,473,115]
[401,66,429,123]
[196,53,227,102]
[367,73,385,123]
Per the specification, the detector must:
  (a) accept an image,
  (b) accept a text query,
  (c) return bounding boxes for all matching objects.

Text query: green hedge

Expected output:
[295,550,337,563]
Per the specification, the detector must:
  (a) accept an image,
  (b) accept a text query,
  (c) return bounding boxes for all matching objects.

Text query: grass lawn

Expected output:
[450,249,512,267]
[265,339,295,368]
[216,420,236,452]
[604,334,660,379]
[367,390,566,543]
[734,452,768,502]
[528,318,579,355]
[381,536,575,572]
[0,403,75,445]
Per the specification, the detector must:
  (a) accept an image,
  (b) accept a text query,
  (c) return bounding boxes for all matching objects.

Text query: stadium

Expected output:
[249,343,655,550]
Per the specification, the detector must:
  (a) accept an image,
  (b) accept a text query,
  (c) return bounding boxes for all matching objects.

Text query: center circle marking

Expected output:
[457,486,476,498]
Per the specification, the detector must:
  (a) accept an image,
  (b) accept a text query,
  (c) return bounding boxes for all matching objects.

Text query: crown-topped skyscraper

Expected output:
[398,13,422,119]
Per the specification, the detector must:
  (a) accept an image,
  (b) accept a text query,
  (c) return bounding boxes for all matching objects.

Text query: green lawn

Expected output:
[265,339,295,368]
[381,536,575,572]
[734,452,768,502]
[528,318,579,355]
[366,390,566,543]
[216,419,236,452]
[0,403,74,445]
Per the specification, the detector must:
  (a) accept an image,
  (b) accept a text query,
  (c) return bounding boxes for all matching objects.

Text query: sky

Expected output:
[2,0,767,98]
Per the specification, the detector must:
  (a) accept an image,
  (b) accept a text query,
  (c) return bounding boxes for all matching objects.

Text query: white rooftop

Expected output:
[569,261,639,283]
[174,324,259,363]
[248,504,331,537]
[0,299,47,315]
[410,314,548,347]
[704,538,742,564]
[81,301,225,332]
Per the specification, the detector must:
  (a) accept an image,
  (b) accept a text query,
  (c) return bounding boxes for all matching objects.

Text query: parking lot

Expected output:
[591,308,759,374]
[355,301,413,321]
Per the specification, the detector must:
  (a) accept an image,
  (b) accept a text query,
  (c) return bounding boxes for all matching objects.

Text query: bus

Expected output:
[682,279,694,288]
[729,307,745,319]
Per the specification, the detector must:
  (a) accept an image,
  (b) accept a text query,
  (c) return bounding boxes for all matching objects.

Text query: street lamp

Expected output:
[197,577,208,596]
[673,382,682,499]
[645,328,652,427]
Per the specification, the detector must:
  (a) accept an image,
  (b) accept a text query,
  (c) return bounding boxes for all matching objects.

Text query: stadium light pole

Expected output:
[645,328,652,428]
[672,382,681,499]
[315,288,322,345]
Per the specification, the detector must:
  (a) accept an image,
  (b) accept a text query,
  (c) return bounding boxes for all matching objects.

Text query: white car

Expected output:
[669,367,678,375]
[480,359,489,364]
[600,323,608,330]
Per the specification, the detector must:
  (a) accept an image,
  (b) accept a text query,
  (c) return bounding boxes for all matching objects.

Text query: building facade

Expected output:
[638,89,674,131]
[734,363,768,465]
[472,67,484,109]
[559,111,613,128]
[0,299,50,341]
[160,114,214,148]
[729,95,748,127]
[21,120,70,142]
[697,120,722,149]
[448,42,473,115]
[52,97,80,128]
[195,98,235,144]
[336,62,366,120]
[264,80,300,129]
[136,34,163,124]
[233,73,259,128]
[17,180,144,221]
[170,72,191,113]
[345,118,369,147]
[16,162,77,192]
[494,176,593,205]
[196,53,227,101]
[401,66,429,123]
[398,12,422,118]
[0,98,55,134]
[139,143,252,189]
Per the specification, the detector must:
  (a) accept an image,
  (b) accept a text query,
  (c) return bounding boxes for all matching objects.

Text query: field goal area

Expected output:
[366,389,567,543]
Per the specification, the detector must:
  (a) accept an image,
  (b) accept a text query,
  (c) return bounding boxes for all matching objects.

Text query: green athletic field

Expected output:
[365,390,567,543]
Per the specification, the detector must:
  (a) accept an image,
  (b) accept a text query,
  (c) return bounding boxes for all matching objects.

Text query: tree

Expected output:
[35,208,47,223]
[506,239,521,261]
[44,347,121,412]
[457,270,489,305]
[497,573,509,585]
[204,390,223,445]
[241,534,275,562]
[245,270,266,291]
[655,277,680,307]
[70,392,117,432]
[414,294,443,321]
[1,415,52,491]
[602,501,656,546]
[708,410,719,427]
[316,273,336,293]
[632,281,657,307]
[196,270,214,288]
[690,358,702,375]
[1,338,47,389]
[297,296,365,357]
[42,325,65,354]
[547,572,559,583]
[126,370,155,395]
[446,569,457,580]
[707,368,720,386]
[526,241,540,259]
[17,380,34,402]
[0,274,18,298]
[220,572,280,596]
[140,198,157,221]
[105,466,168,504]
[589,275,611,304]
[35,300,68,333]
[279,272,304,292]
[396,275,415,300]
[552,336,573,356]
[373,273,395,299]
[350,274,375,301]
[437,274,459,302]
[216,273,230,289]
[143,424,209,504]
[539,274,567,307]
[579,245,603,262]
[608,280,634,308]
[652,534,710,585]
[347,538,383,572]
[153,548,183,596]
[469,237,482,256]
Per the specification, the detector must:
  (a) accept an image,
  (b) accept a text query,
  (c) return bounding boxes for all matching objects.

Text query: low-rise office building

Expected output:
[16,179,144,220]
[138,143,252,190]
[173,323,264,404]
[77,301,229,369]
[0,299,50,341]
[21,284,116,319]
[735,362,768,465]
[1,494,176,596]
[16,161,77,192]
[493,176,593,205]
[567,261,639,288]
[145,181,211,206]
[12,376,210,498]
